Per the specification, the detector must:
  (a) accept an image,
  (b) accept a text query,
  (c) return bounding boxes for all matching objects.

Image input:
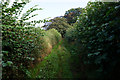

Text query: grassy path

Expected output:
[28,40,75,78]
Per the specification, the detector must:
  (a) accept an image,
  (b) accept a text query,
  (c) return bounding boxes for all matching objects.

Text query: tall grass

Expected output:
[40,29,62,55]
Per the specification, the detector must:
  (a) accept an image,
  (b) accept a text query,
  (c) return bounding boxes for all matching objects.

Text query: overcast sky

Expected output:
[23,0,93,20]
[7,0,118,27]
[8,0,94,26]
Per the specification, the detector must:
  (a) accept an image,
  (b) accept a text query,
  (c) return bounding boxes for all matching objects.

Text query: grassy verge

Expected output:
[27,40,73,78]
[33,29,62,64]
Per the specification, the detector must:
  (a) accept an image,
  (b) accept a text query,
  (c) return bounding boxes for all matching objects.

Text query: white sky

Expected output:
[4,0,119,27]
[8,0,94,26]
[24,0,92,20]
[31,0,91,3]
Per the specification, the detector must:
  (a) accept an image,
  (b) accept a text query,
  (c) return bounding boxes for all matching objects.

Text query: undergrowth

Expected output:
[27,40,73,79]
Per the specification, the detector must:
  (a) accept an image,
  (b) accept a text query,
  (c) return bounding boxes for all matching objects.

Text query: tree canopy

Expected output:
[46,17,72,37]
[64,7,82,25]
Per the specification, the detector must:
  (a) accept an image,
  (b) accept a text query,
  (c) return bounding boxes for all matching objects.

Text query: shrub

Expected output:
[65,26,77,42]
[73,2,120,79]
[64,8,82,25]
[2,25,44,78]
[1,0,46,78]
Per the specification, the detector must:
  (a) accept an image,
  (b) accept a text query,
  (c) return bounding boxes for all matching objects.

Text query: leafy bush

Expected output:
[64,8,82,25]
[1,0,46,27]
[70,2,120,79]
[1,0,45,78]
[65,26,77,42]
[2,25,44,78]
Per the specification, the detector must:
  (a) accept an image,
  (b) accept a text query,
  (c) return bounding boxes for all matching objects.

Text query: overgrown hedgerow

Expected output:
[65,2,120,79]
[2,25,44,78]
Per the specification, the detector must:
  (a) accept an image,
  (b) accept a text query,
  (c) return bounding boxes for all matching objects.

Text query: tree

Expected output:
[46,17,72,37]
[64,7,82,25]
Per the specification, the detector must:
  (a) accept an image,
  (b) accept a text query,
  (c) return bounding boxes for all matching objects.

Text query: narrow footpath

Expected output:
[28,39,81,79]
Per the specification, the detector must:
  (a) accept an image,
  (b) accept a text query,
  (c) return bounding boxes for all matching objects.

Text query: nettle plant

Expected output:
[1,0,45,78]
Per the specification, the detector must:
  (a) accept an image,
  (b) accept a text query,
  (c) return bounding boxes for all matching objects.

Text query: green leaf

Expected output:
[7,61,13,66]
[94,52,100,55]
[2,62,7,67]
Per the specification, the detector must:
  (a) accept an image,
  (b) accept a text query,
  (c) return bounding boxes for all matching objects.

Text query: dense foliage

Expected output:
[1,0,120,79]
[64,8,82,25]
[40,29,62,55]
[65,26,77,42]
[2,25,44,78]
[27,29,62,78]
[46,17,72,37]
[65,2,120,79]
[1,0,45,78]
[1,0,48,27]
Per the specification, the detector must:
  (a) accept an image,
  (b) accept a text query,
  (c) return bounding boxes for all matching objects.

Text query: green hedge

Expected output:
[65,26,77,42]
[65,2,120,79]
[2,25,44,78]
[2,26,62,79]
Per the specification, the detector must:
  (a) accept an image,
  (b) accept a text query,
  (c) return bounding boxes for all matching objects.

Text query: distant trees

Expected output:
[46,17,72,37]
[64,8,82,25]
[43,8,83,37]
